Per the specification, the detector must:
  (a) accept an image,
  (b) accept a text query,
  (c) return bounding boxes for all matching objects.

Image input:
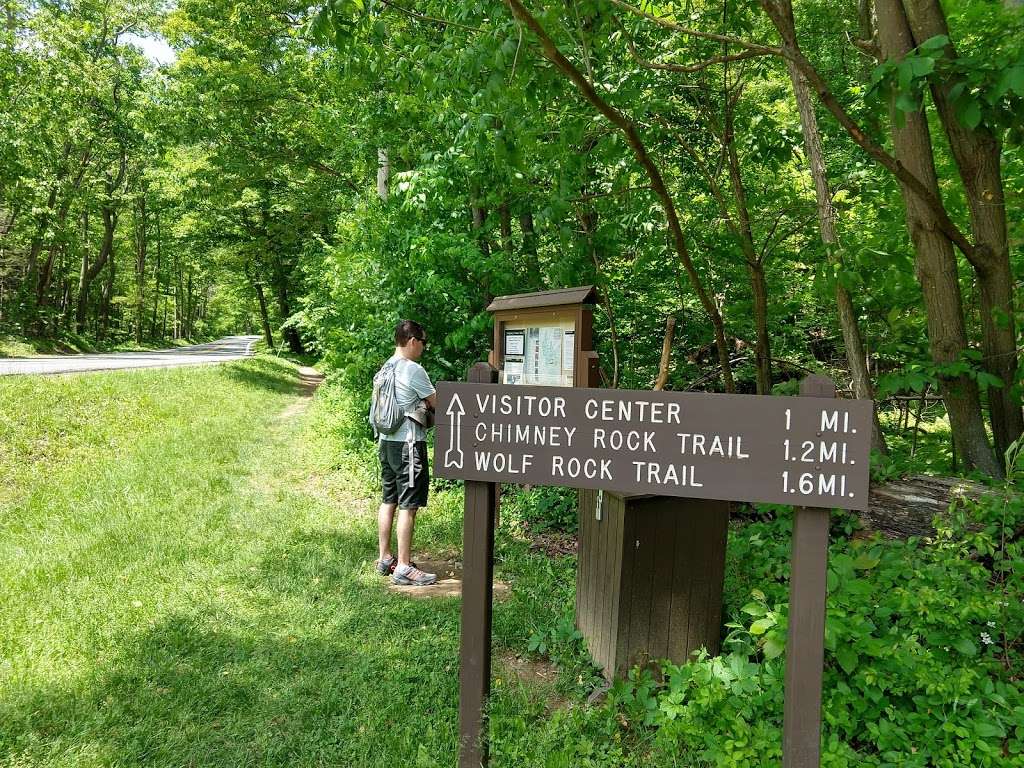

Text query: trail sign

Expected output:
[436,382,872,510]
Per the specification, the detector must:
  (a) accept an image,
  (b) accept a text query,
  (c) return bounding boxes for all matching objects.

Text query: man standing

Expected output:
[374,320,438,586]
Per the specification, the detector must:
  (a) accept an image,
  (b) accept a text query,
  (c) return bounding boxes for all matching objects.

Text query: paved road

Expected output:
[0,335,261,376]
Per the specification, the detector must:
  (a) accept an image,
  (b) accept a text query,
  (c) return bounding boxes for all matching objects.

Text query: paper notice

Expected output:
[503,359,524,385]
[562,331,575,370]
[537,327,562,385]
[504,329,525,357]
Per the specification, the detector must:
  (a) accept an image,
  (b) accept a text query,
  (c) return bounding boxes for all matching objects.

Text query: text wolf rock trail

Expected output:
[435,382,872,511]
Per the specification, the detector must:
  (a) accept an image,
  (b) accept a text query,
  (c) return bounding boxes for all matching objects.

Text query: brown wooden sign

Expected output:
[436,382,871,510]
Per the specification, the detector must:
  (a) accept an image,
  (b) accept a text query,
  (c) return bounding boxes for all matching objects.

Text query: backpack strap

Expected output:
[406,431,417,488]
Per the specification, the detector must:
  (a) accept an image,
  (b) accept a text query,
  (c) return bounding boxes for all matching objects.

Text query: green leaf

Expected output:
[763,633,785,659]
[1007,66,1024,96]
[741,602,765,617]
[975,721,1006,739]
[897,61,914,91]
[853,553,880,570]
[910,57,935,77]
[895,92,920,114]
[836,645,858,674]
[959,99,982,129]
[750,618,774,636]
[953,637,978,657]
[918,35,949,53]
[975,371,1005,391]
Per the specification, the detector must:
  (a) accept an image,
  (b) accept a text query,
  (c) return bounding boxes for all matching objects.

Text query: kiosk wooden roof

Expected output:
[486,285,597,313]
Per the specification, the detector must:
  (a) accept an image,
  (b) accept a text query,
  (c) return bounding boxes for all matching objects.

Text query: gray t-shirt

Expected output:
[379,354,436,442]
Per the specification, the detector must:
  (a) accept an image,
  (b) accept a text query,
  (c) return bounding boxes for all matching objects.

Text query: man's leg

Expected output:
[391,442,435,585]
[378,502,397,562]
[396,506,418,566]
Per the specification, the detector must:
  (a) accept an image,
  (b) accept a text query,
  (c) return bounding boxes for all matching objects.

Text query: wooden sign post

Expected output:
[446,373,870,767]
[782,375,835,767]
[457,362,498,768]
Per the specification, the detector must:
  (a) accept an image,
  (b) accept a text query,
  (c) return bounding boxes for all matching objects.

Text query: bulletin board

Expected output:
[501,320,575,387]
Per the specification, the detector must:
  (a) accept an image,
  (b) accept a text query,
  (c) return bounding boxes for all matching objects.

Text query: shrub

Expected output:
[590,483,1024,766]
[506,485,578,534]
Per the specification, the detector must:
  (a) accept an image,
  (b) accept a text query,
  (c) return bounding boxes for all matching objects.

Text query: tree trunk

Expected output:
[254,280,274,350]
[99,249,115,338]
[902,0,1022,459]
[76,204,117,333]
[199,283,209,322]
[578,181,621,388]
[269,254,303,354]
[135,194,147,344]
[60,276,71,320]
[27,152,68,290]
[174,254,182,340]
[76,251,90,335]
[377,147,389,202]
[498,201,513,257]
[150,207,162,338]
[785,52,888,453]
[35,146,92,313]
[875,0,998,475]
[519,211,543,287]
[184,269,193,339]
[746,259,772,394]
[722,95,773,394]
[863,474,1006,539]
[471,202,490,258]
[35,242,60,314]
[654,315,676,390]
[27,223,51,291]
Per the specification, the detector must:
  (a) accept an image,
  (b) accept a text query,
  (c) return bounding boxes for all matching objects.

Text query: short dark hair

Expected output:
[394,320,426,347]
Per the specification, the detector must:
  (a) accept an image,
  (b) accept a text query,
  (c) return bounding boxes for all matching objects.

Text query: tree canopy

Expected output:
[1,0,1022,475]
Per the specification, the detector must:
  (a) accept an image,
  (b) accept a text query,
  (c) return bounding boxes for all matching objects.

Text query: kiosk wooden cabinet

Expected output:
[576,491,730,679]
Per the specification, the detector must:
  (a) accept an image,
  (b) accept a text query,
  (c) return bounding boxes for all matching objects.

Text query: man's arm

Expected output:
[410,363,437,410]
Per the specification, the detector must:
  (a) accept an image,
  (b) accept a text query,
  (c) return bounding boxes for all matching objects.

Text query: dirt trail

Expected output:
[278,366,325,420]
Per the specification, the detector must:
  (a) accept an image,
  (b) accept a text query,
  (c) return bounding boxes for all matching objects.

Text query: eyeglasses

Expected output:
[414,336,428,347]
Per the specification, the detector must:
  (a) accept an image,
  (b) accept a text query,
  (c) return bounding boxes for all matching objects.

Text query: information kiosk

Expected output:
[486,285,599,387]
[484,286,729,680]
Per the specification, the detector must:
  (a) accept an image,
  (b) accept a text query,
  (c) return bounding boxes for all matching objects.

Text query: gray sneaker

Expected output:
[375,555,397,576]
[392,563,437,586]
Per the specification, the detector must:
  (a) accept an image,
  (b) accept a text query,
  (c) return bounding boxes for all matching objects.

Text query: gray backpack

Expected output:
[369,359,404,437]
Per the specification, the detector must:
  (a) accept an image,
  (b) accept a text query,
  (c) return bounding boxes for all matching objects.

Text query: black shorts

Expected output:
[379,440,429,509]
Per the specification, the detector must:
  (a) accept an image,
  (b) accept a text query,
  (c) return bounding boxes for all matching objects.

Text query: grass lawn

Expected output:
[0,357,581,767]
[6,359,1014,767]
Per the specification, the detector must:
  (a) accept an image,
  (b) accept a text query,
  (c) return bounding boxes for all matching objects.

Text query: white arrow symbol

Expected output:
[444,393,465,469]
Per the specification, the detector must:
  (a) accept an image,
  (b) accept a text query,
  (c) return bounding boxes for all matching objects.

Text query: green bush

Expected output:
[493,464,1023,766]
[516,486,578,533]
[591,485,1024,767]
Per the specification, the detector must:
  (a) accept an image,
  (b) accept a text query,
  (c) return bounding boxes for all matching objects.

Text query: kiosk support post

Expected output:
[782,375,835,768]
[458,362,498,768]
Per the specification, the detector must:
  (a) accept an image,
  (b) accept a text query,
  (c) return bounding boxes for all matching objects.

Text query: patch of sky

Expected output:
[122,32,177,66]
